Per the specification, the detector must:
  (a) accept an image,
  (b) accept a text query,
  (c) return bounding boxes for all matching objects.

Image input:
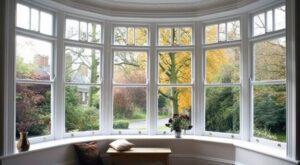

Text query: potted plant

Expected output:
[165,114,193,138]
[16,110,36,152]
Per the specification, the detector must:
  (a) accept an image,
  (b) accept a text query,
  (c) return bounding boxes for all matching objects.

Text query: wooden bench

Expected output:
[107,147,172,165]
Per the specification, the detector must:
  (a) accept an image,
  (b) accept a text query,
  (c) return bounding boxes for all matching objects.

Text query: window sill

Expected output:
[1,135,297,165]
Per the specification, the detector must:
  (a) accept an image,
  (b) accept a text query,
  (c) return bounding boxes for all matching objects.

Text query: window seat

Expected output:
[0,135,298,165]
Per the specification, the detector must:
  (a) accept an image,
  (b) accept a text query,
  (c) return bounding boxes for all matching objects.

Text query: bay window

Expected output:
[11,0,293,156]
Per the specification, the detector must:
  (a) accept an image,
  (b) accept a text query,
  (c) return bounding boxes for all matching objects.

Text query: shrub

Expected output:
[113,120,129,129]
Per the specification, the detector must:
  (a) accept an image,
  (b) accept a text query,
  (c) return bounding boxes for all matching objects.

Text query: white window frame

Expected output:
[157,24,195,47]
[155,23,195,135]
[249,3,287,150]
[111,23,150,135]
[62,15,104,138]
[251,4,286,37]
[14,2,56,144]
[202,17,242,139]
[112,24,150,47]
[203,18,241,45]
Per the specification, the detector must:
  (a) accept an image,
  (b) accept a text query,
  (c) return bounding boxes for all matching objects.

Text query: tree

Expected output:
[158,28,192,114]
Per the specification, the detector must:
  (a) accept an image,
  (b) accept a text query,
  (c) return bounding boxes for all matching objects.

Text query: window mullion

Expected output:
[54,10,65,140]
[241,13,251,141]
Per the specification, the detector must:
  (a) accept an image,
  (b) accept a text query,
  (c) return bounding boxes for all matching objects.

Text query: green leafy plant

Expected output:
[165,114,192,132]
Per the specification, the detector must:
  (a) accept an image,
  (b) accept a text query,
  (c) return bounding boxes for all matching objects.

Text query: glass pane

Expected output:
[253,13,265,36]
[65,47,101,84]
[274,6,286,31]
[16,84,51,138]
[88,23,101,43]
[158,87,192,132]
[16,35,52,80]
[159,51,192,84]
[127,27,135,45]
[205,86,240,133]
[113,87,147,130]
[135,27,148,46]
[266,10,273,32]
[159,28,172,46]
[40,11,53,35]
[65,19,79,40]
[80,22,88,41]
[253,84,286,142]
[30,8,39,31]
[65,86,100,132]
[227,20,240,41]
[173,28,180,45]
[254,37,286,81]
[17,4,30,29]
[206,47,240,83]
[113,51,147,84]
[205,24,218,44]
[180,27,193,46]
[114,27,127,45]
[219,23,226,42]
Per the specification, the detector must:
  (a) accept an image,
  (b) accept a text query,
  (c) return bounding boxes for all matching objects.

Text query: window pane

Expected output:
[205,24,218,44]
[16,35,52,80]
[80,22,88,41]
[253,84,286,142]
[254,37,286,81]
[17,4,30,29]
[159,51,192,84]
[205,86,240,133]
[114,27,127,45]
[266,10,273,32]
[30,8,39,31]
[274,6,286,31]
[179,27,193,46]
[65,47,101,84]
[65,86,100,132]
[227,20,240,41]
[135,27,148,46]
[173,28,180,45]
[16,84,51,138]
[113,87,147,130]
[113,51,147,84]
[40,11,53,35]
[158,87,192,131]
[219,23,226,42]
[65,19,79,40]
[88,23,101,43]
[127,27,135,45]
[253,13,265,36]
[159,28,172,46]
[206,47,240,83]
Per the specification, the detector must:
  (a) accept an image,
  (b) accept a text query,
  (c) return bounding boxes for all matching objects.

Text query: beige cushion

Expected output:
[109,139,134,151]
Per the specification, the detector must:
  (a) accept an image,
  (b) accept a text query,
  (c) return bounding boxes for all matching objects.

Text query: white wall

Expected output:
[0,138,297,165]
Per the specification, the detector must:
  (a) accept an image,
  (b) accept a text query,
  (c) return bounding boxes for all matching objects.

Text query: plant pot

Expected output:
[17,132,30,152]
[175,130,182,138]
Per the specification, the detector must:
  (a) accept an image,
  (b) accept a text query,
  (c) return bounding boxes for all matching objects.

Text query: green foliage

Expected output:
[254,85,286,141]
[65,86,99,132]
[132,110,146,119]
[113,120,129,129]
[205,87,240,133]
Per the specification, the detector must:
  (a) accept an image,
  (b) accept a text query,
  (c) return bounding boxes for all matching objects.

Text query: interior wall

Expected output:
[0,0,6,160]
